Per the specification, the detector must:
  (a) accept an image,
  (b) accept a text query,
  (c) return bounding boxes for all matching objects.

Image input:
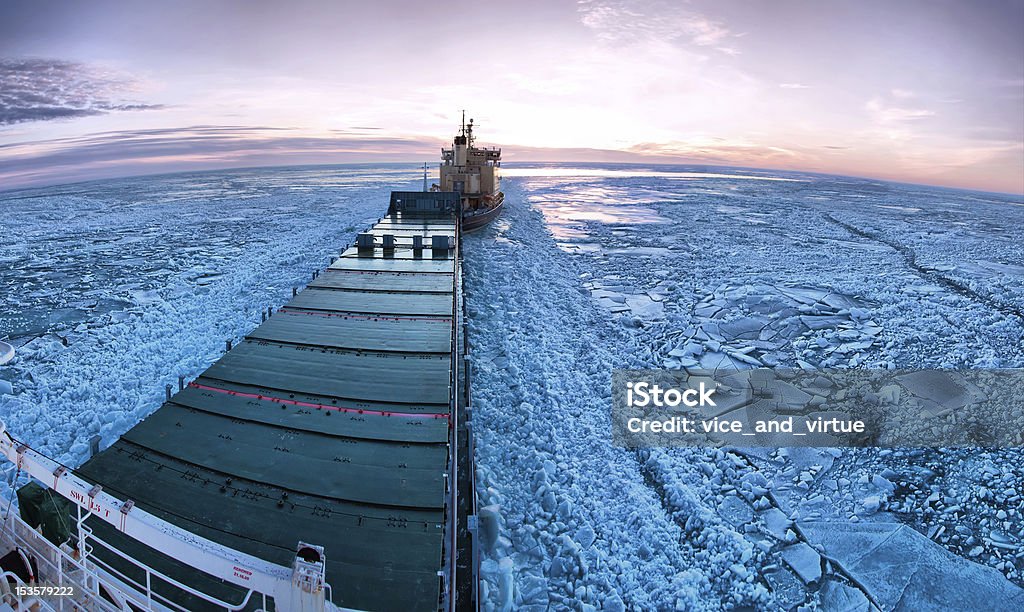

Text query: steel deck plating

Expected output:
[75,208,459,611]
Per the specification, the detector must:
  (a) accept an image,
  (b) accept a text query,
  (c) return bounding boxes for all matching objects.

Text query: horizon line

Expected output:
[1,158,1021,200]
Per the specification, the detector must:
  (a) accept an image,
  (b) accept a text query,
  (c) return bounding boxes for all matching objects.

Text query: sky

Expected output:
[1,0,1022,194]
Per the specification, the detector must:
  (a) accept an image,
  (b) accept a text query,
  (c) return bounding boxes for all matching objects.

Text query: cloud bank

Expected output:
[577,0,736,53]
[0,126,445,189]
[0,58,163,125]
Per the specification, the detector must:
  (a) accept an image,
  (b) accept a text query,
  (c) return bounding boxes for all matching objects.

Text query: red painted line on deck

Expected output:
[276,308,451,323]
[324,268,453,276]
[188,382,450,420]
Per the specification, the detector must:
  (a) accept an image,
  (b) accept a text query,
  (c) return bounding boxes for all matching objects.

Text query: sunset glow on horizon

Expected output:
[1,0,1022,194]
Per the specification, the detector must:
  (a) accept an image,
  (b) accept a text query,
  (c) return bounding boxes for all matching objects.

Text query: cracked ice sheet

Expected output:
[800,522,1024,609]
[498,165,1024,606]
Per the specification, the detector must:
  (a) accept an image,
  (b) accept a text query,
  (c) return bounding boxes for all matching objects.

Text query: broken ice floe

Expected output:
[585,276,670,322]
[780,542,822,585]
[801,521,1024,609]
[663,283,881,370]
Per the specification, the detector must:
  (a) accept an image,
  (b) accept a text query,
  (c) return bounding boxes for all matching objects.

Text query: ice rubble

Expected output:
[466,184,776,610]
[466,168,1023,609]
[667,283,882,370]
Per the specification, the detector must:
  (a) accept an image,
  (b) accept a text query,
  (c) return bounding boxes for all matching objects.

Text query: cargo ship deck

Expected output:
[65,192,463,610]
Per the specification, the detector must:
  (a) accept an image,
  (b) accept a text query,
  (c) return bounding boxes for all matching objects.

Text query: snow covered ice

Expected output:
[3,163,1024,610]
[464,165,1024,609]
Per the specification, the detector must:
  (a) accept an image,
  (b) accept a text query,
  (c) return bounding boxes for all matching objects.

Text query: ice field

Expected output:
[2,164,1023,609]
[465,166,1024,610]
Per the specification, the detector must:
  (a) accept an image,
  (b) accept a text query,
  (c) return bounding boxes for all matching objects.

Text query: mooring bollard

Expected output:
[90,435,101,458]
[261,310,267,322]
[293,287,298,297]
[226,339,232,352]
[267,306,273,319]
[179,375,185,391]
[165,384,172,401]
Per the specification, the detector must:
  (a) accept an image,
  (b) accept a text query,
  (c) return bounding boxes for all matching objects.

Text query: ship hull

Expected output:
[462,195,504,232]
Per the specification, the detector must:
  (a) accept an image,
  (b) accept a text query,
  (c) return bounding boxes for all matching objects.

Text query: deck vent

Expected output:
[431,235,453,251]
[356,233,375,250]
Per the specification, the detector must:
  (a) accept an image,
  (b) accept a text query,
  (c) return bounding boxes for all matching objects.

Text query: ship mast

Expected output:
[459,110,476,147]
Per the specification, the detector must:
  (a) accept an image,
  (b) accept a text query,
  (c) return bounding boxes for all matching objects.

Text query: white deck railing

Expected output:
[0,420,336,612]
